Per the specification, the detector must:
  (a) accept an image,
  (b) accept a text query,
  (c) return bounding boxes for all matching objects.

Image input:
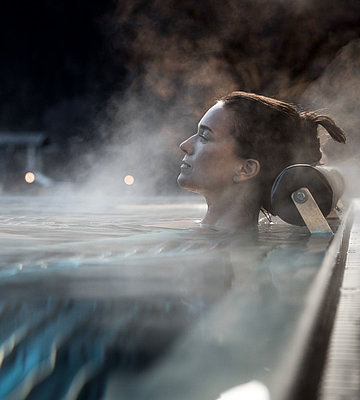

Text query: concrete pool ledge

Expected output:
[319,199,360,400]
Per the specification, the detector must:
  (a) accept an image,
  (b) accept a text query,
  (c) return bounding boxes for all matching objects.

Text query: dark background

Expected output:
[1,0,359,193]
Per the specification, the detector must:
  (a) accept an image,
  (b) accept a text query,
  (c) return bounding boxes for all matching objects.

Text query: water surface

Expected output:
[0,196,334,400]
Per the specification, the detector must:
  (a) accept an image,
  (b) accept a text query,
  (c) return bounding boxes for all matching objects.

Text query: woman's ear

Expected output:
[233,159,261,183]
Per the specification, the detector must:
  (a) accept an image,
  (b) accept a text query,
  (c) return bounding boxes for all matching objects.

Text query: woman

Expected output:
[177,91,346,230]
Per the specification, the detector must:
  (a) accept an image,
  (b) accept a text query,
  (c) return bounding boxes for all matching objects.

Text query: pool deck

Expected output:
[319,199,360,399]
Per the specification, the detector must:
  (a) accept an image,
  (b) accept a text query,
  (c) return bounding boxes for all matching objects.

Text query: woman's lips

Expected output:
[180,160,191,169]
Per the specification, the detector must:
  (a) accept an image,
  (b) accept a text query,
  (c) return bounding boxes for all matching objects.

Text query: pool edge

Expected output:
[274,202,354,400]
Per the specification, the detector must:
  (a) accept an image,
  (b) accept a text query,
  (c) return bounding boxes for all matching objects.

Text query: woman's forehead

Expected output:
[199,102,234,135]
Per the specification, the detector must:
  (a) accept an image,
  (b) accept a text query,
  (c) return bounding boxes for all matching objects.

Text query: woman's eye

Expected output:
[198,133,208,142]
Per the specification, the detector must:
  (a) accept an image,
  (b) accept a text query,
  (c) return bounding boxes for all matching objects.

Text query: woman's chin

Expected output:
[177,174,197,192]
[177,173,187,187]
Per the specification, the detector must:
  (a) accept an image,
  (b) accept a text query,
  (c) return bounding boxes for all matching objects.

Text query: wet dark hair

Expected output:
[220,91,346,213]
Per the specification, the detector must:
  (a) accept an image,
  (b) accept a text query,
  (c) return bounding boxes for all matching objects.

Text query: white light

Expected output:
[217,381,270,400]
[124,175,135,185]
[24,172,36,184]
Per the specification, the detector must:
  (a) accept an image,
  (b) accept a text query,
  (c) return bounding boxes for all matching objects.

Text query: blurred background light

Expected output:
[124,175,135,186]
[24,171,36,184]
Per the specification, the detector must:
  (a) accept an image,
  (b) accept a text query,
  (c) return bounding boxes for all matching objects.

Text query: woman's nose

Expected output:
[179,135,195,154]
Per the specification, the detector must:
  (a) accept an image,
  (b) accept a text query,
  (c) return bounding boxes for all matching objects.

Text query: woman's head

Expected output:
[177,101,260,197]
[178,91,346,220]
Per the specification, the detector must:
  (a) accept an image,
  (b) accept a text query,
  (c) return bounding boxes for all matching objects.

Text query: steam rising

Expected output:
[64,1,360,203]
[301,39,360,198]
[77,96,185,198]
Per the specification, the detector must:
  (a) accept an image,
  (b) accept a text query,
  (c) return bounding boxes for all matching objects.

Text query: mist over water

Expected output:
[75,100,187,201]
[21,0,357,209]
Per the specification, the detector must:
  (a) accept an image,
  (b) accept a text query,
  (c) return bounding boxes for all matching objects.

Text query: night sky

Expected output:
[0,1,116,130]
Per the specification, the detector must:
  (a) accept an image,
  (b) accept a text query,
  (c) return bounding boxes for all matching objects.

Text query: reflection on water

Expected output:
[0,196,335,400]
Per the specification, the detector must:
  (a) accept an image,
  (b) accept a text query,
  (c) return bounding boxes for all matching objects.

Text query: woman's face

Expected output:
[177,102,243,195]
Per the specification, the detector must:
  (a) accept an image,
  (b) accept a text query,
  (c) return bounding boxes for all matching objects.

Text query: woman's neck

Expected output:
[201,188,260,230]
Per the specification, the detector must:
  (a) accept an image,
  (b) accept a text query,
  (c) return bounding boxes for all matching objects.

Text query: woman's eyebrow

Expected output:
[198,124,214,134]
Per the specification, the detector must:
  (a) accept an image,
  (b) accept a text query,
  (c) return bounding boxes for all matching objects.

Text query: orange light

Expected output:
[124,175,135,185]
[24,172,36,184]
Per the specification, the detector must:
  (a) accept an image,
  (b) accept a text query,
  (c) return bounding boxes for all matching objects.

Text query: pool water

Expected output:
[0,196,336,400]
